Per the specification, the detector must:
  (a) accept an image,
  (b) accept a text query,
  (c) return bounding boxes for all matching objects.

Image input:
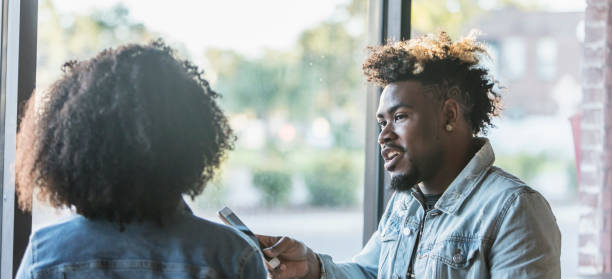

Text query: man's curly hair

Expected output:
[363,31,502,135]
[16,40,235,225]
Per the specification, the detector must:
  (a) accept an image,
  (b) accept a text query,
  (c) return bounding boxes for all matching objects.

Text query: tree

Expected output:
[206,0,367,149]
[37,0,154,89]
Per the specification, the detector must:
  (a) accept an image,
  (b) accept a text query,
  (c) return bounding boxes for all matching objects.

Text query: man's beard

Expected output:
[390,172,420,192]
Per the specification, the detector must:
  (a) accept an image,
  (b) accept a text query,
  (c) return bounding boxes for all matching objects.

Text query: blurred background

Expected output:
[32,0,584,277]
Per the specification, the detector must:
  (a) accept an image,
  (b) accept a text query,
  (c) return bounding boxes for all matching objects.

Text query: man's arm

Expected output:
[256,193,404,279]
[316,230,380,279]
[257,193,403,279]
[257,234,379,279]
[488,189,561,279]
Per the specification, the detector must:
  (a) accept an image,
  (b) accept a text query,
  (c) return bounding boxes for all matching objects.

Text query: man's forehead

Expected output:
[377,81,424,115]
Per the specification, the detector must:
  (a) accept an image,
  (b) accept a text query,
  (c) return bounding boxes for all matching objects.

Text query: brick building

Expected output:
[578,0,612,276]
[467,8,583,118]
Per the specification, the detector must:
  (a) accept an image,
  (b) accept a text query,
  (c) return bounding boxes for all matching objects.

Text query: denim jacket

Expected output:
[319,138,561,279]
[15,207,267,279]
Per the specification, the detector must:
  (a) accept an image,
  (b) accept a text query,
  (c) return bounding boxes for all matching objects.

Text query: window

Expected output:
[536,38,557,80]
[5,0,589,276]
[1,0,38,276]
[501,37,526,80]
[33,0,367,262]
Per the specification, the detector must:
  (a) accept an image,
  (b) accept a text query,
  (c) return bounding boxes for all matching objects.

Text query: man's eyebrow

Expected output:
[376,103,413,118]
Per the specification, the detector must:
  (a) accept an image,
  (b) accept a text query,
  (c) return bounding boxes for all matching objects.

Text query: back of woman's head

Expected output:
[16,40,235,224]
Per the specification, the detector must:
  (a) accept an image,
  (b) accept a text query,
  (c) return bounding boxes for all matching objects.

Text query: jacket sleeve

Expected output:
[489,189,561,279]
[317,230,380,279]
[317,193,401,279]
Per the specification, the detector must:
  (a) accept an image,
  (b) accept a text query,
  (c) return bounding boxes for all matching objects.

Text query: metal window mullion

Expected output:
[363,0,411,245]
[13,0,37,276]
[0,0,21,277]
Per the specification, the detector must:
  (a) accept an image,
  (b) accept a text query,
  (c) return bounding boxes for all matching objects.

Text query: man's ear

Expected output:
[441,94,461,132]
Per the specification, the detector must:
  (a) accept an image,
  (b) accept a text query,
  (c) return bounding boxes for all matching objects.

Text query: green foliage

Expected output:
[42,0,371,209]
[207,49,302,118]
[252,168,292,207]
[412,0,484,38]
[303,152,359,207]
[206,1,367,146]
[38,0,156,89]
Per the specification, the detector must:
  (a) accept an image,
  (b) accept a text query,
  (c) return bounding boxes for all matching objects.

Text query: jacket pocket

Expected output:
[378,231,400,278]
[378,216,403,278]
[381,230,400,242]
[428,239,481,278]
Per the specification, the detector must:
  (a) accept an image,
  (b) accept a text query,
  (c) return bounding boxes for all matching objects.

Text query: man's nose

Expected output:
[378,124,396,145]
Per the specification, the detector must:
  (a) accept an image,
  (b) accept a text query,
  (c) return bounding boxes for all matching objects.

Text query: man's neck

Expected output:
[419,137,480,195]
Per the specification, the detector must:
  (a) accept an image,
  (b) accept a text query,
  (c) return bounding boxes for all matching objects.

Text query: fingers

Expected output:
[256,234,291,258]
[256,234,310,279]
[263,259,277,271]
[268,264,288,279]
[262,236,291,258]
[256,234,285,259]
[256,234,281,248]
[264,236,308,259]
[269,263,308,279]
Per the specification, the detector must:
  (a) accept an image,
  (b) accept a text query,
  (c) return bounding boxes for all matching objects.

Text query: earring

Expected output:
[445,124,453,132]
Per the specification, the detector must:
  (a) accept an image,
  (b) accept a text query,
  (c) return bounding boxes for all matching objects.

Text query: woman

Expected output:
[15,40,266,279]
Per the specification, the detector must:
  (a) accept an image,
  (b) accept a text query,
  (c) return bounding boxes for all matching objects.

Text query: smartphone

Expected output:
[218,206,280,269]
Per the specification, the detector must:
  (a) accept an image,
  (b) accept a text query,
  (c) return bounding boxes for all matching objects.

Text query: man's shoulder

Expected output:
[474,166,551,215]
[479,166,540,197]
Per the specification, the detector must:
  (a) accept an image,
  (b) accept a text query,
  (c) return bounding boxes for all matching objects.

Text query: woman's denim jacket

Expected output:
[15,208,267,279]
[319,138,561,279]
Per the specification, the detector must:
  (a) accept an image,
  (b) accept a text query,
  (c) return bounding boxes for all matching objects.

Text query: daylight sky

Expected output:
[53,0,585,56]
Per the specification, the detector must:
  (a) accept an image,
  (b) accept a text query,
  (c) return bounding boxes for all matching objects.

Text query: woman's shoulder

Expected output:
[26,213,264,278]
[178,212,258,249]
[31,214,87,241]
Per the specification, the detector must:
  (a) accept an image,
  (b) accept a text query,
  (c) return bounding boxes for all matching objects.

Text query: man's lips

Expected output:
[381,145,404,170]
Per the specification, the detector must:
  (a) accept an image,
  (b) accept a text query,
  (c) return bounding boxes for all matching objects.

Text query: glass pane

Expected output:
[34,0,366,261]
[411,0,584,276]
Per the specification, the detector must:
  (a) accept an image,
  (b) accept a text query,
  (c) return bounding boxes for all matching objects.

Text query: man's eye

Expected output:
[378,121,387,127]
[394,114,406,121]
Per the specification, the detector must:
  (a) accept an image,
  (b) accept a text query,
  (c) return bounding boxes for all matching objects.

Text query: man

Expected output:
[258,32,561,278]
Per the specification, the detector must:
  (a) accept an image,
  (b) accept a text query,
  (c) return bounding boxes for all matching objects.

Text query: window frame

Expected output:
[362,0,411,244]
[0,0,37,277]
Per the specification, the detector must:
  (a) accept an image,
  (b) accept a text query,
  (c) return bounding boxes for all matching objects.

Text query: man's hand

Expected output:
[256,235,321,279]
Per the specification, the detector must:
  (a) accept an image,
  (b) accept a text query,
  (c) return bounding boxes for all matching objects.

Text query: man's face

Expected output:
[376,80,444,192]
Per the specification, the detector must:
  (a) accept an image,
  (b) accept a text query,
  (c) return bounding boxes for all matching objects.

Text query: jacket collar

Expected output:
[410,137,495,215]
